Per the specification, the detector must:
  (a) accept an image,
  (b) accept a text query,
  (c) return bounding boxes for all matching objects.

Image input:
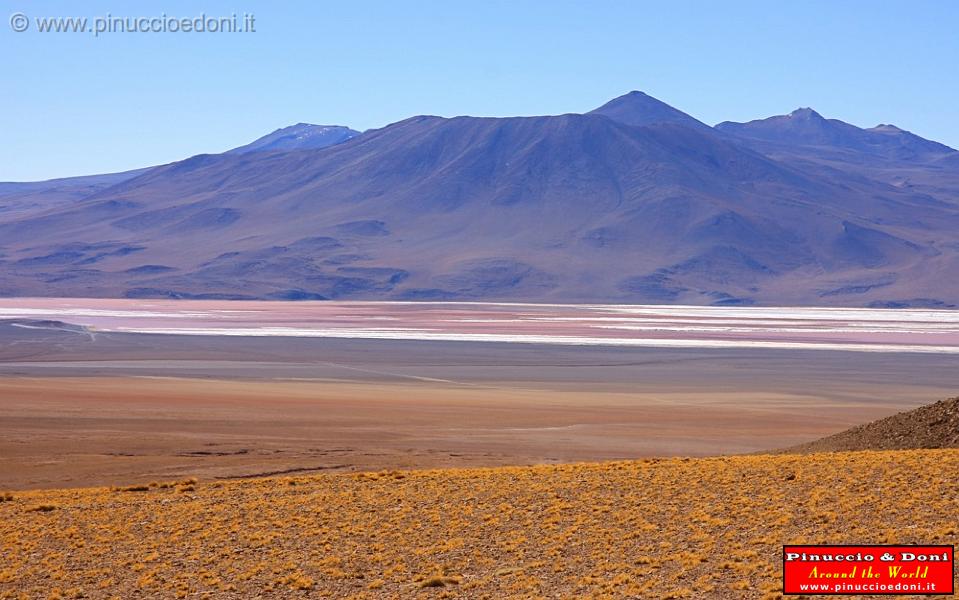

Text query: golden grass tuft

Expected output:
[110,478,197,493]
[111,485,150,493]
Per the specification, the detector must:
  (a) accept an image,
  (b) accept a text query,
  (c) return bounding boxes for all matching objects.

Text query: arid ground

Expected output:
[1,450,957,599]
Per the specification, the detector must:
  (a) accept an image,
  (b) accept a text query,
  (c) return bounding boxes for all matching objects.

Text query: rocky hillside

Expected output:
[787,396,959,453]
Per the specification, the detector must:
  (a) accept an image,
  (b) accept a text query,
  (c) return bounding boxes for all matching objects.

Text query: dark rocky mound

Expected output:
[786,397,959,453]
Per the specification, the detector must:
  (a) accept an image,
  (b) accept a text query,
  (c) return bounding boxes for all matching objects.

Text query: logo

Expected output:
[783,545,954,595]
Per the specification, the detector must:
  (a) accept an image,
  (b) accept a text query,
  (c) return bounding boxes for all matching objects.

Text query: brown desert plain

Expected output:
[0,299,957,599]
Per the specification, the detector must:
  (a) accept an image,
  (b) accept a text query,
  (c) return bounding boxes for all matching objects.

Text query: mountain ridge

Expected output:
[2,91,959,306]
[715,108,956,160]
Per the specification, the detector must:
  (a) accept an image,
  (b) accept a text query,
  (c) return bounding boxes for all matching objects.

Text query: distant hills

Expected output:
[1,92,958,306]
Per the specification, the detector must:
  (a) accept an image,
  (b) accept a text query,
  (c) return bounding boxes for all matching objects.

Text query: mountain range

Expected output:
[2,92,958,306]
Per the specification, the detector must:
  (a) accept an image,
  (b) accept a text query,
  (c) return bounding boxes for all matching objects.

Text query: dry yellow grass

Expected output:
[1,450,957,599]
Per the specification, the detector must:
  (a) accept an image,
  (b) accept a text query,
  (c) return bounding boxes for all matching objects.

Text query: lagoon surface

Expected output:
[2,298,959,353]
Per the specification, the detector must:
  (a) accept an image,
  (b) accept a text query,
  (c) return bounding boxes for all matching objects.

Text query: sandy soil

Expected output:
[0,375,906,490]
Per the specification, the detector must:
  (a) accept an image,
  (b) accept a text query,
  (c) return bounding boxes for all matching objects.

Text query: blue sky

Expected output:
[2,0,958,181]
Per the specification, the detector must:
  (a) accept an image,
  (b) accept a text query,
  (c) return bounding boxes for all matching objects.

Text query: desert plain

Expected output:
[1,299,957,490]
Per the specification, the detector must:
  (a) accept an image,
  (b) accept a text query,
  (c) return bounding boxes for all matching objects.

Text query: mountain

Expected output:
[2,92,959,306]
[589,90,710,131]
[226,123,360,154]
[715,108,959,231]
[716,108,955,162]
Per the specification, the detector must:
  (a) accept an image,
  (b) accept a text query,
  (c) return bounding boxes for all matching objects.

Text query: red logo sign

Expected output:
[783,545,954,595]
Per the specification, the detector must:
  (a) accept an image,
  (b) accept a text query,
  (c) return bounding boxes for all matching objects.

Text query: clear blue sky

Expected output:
[2,0,958,181]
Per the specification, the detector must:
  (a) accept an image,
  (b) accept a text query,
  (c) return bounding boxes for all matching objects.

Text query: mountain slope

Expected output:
[0,168,151,219]
[2,93,959,305]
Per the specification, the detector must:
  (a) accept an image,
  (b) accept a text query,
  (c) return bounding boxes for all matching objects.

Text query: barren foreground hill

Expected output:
[787,397,959,453]
[2,450,957,599]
